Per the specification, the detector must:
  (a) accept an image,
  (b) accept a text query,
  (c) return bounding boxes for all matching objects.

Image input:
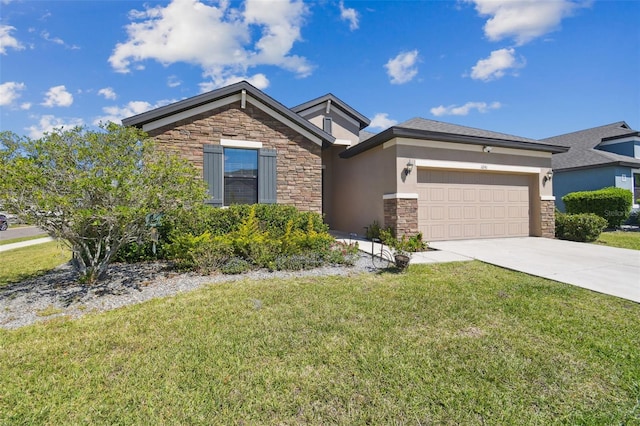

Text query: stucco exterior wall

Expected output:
[299,109,360,146]
[325,144,396,234]
[147,101,323,213]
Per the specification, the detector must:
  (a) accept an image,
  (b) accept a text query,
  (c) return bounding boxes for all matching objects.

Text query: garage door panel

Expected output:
[417,170,530,241]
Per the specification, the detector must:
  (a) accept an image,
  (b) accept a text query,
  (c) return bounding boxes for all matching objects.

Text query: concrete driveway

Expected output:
[428,237,640,303]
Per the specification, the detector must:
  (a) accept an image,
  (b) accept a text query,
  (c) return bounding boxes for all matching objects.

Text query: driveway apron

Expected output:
[429,237,640,303]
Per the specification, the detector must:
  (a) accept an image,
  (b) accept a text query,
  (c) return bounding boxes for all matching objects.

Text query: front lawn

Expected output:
[1,262,638,424]
[0,241,71,287]
[596,231,640,250]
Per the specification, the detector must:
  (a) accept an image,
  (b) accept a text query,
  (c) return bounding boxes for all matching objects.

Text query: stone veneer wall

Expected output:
[540,199,556,238]
[147,101,322,213]
[383,198,419,237]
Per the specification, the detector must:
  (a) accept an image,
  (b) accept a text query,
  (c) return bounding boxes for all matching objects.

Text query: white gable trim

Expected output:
[295,102,360,128]
[383,193,419,199]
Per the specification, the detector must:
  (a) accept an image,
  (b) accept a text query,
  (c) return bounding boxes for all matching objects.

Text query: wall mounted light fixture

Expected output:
[543,170,553,185]
[482,145,493,153]
[405,160,415,175]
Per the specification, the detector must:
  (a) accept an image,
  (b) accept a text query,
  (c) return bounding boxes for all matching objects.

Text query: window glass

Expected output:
[224,148,257,205]
[634,173,640,204]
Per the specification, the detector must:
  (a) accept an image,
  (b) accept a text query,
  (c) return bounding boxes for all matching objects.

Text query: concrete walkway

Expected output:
[0,237,54,253]
[430,237,640,303]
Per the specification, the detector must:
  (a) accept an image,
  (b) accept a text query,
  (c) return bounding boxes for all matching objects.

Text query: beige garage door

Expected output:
[417,169,530,241]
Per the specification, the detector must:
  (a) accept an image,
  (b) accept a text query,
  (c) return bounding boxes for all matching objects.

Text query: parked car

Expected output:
[0,214,8,231]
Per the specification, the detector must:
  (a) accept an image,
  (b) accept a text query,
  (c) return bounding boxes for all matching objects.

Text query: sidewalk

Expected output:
[331,231,472,264]
[0,237,54,253]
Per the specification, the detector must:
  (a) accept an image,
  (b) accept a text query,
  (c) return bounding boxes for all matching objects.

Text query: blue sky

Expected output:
[1,0,638,140]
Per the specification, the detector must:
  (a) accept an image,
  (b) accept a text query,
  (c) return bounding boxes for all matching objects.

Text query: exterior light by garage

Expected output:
[405,159,415,174]
[543,170,553,185]
[482,145,493,153]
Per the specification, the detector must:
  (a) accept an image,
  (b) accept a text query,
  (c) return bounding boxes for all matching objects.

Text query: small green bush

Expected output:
[191,237,234,274]
[563,187,632,228]
[555,212,607,242]
[220,257,252,274]
[274,254,323,271]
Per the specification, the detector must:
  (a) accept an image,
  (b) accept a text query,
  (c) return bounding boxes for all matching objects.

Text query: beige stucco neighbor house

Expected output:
[123,81,568,241]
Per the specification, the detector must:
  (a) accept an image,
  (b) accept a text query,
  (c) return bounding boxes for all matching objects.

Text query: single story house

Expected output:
[123,81,568,241]
[542,121,640,211]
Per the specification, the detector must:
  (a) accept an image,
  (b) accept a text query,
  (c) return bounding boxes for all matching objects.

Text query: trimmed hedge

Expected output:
[555,212,607,242]
[562,187,632,228]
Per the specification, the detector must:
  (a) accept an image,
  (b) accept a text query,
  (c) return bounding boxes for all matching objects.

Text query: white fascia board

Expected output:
[142,94,242,132]
[383,193,419,200]
[334,138,352,146]
[384,137,552,158]
[540,195,556,201]
[296,102,360,128]
[221,139,263,149]
[415,158,542,174]
[247,94,323,146]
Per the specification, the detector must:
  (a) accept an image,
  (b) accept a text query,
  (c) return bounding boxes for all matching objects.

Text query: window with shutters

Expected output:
[203,144,276,207]
[224,148,257,205]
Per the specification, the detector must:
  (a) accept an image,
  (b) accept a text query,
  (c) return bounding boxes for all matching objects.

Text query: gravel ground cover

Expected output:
[0,254,375,330]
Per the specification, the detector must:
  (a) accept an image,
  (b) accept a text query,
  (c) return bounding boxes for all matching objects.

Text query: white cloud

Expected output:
[20,102,31,110]
[167,75,182,88]
[199,73,269,93]
[384,50,419,84]
[470,48,524,81]
[42,85,74,107]
[0,25,24,54]
[339,1,359,31]
[93,99,175,125]
[109,0,311,89]
[430,101,502,117]
[0,81,26,106]
[467,0,587,46]
[369,113,397,130]
[26,115,84,139]
[41,30,80,49]
[98,87,117,100]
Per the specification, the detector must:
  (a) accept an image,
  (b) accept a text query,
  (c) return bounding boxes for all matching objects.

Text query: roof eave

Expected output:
[122,81,335,145]
[553,160,640,172]
[291,93,371,130]
[340,127,568,159]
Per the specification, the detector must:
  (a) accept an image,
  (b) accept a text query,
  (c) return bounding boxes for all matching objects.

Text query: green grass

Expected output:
[0,233,48,246]
[0,241,71,286]
[596,231,640,250]
[1,262,638,424]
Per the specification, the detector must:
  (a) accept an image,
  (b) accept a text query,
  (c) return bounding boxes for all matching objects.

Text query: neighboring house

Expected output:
[542,122,640,211]
[123,81,568,241]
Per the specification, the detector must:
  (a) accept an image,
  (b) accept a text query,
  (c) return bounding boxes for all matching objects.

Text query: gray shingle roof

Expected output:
[340,117,568,158]
[397,117,542,144]
[542,121,640,171]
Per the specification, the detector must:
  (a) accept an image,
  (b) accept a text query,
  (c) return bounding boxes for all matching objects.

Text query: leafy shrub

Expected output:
[555,212,607,242]
[191,237,234,274]
[274,253,323,271]
[322,241,360,266]
[379,229,427,254]
[365,220,384,240]
[220,257,251,274]
[563,187,633,228]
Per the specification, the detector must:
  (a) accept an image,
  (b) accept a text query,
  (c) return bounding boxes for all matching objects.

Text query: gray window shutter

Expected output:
[203,144,223,207]
[258,148,277,204]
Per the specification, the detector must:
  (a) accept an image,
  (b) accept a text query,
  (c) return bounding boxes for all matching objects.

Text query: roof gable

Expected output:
[122,81,335,147]
[291,94,370,130]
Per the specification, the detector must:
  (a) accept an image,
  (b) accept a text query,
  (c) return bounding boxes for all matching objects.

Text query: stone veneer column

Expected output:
[383,197,419,237]
[540,199,556,238]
